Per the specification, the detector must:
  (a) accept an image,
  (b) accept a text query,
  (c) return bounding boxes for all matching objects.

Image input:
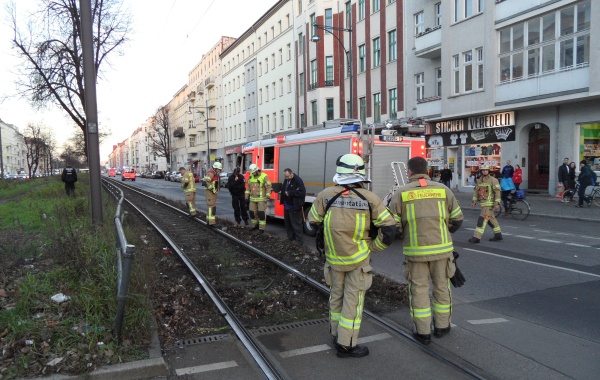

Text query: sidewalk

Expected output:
[452,189,599,222]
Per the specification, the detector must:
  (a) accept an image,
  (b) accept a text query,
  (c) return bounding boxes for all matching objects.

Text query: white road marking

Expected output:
[539,239,561,243]
[175,361,238,375]
[514,235,535,239]
[467,318,509,325]
[566,243,591,248]
[463,248,600,278]
[358,332,392,344]
[279,333,391,358]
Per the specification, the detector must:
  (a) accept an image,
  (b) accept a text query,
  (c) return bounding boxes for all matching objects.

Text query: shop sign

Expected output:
[426,111,515,148]
[427,159,445,167]
[225,146,242,154]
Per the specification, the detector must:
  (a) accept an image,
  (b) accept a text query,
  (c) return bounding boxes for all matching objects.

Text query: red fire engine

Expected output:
[242,121,425,235]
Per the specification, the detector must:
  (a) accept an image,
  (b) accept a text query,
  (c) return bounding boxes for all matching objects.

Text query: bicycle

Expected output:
[494,191,530,220]
[562,182,600,206]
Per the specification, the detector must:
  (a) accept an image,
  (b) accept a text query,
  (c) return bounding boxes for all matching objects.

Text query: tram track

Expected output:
[103,178,493,380]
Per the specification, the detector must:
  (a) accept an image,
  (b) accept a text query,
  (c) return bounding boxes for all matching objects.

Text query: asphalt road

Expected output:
[114,176,600,379]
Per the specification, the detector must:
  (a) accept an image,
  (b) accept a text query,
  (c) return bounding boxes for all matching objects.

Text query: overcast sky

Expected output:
[0,0,277,159]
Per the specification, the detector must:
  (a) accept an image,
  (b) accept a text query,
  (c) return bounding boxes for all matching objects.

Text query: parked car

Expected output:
[152,171,165,179]
[141,171,152,178]
[17,173,29,180]
[7,174,18,180]
[122,168,136,181]
[171,172,182,182]
[108,168,116,177]
[219,172,232,188]
[164,171,172,181]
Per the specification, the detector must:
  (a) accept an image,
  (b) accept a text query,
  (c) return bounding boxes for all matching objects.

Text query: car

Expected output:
[164,171,172,181]
[152,171,165,179]
[7,174,18,180]
[219,172,232,188]
[171,172,182,182]
[116,170,122,176]
[141,171,153,178]
[17,173,29,180]
[108,168,116,177]
[121,168,136,181]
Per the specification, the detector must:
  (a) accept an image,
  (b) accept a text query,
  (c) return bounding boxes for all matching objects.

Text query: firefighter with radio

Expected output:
[245,164,272,234]
[469,164,503,243]
[203,162,222,227]
[308,154,396,358]
[179,166,196,217]
[389,156,464,345]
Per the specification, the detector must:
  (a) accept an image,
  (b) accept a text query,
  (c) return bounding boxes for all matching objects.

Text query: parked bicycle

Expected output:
[562,181,600,206]
[494,191,530,220]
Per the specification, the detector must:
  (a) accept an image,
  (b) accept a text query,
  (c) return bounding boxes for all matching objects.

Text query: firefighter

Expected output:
[245,164,272,234]
[469,164,503,243]
[179,166,196,217]
[203,162,222,227]
[388,156,464,345]
[308,154,396,358]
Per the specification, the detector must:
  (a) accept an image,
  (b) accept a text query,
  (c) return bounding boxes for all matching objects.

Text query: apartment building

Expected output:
[0,119,26,175]
[221,0,295,171]
[295,0,404,128]
[408,0,598,193]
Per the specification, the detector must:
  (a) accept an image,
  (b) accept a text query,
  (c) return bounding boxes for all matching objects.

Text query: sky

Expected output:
[0,0,278,160]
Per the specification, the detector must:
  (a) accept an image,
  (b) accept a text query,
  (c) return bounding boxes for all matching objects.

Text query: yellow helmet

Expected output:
[480,164,490,170]
[248,164,259,173]
[212,162,222,170]
[336,154,366,175]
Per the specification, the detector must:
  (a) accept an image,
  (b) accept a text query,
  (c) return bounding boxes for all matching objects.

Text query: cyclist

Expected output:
[576,160,596,208]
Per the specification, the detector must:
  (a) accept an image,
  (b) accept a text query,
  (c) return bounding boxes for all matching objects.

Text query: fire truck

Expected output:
[242,120,426,235]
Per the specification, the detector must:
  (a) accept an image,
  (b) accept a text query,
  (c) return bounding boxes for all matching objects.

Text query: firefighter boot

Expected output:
[335,343,369,358]
[468,237,480,243]
[413,332,431,345]
[489,233,503,241]
[434,326,451,338]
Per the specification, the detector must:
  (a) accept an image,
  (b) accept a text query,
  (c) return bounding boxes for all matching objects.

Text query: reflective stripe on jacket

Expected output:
[203,169,219,193]
[472,175,501,207]
[389,175,463,261]
[308,185,396,271]
[181,171,196,193]
[245,172,272,201]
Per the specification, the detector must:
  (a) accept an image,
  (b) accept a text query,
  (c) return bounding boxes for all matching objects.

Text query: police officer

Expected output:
[203,162,222,227]
[389,156,463,345]
[469,164,502,243]
[179,166,197,217]
[61,164,78,196]
[308,154,396,358]
[245,164,272,234]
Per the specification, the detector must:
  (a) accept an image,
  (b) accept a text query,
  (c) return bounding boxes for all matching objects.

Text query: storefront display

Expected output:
[580,123,600,171]
[463,144,501,186]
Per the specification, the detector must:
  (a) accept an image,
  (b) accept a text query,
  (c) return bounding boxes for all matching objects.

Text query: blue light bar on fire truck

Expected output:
[340,124,360,133]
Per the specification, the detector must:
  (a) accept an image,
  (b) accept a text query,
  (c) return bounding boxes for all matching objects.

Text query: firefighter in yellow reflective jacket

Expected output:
[245,164,272,234]
[308,154,397,358]
[203,162,222,226]
[389,156,464,345]
[179,166,196,217]
[469,164,503,243]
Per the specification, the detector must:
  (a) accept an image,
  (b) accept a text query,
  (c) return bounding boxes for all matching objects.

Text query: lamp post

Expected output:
[311,23,353,119]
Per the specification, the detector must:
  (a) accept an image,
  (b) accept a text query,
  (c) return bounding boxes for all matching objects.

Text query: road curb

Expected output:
[461,206,600,223]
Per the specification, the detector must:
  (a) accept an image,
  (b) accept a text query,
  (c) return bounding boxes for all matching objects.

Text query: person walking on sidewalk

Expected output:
[280,168,306,245]
[227,167,249,226]
[440,165,453,189]
[576,160,596,208]
[469,165,502,243]
[558,158,571,192]
[389,156,463,345]
[513,165,523,191]
[179,166,196,217]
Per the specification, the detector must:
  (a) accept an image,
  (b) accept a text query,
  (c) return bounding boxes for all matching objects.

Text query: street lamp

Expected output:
[311,23,353,119]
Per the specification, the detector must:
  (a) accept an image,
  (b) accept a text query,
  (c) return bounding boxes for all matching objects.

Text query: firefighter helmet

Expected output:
[480,164,490,170]
[336,154,366,175]
[212,162,222,170]
[248,164,259,173]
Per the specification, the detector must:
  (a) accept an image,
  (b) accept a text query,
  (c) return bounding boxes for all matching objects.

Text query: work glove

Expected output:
[450,251,466,288]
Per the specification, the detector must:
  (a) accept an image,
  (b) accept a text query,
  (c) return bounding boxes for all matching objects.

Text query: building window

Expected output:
[452,55,459,94]
[373,0,380,13]
[299,72,305,93]
[359,44,366,72]
[298,0,302,13]
[435,2,442,27]
[326,56,334,85]
[280,110,284,130]
[359,97,366,124]
[326,98,334,120]
[272,82,276,99]
[373,93,381,122]
[288,108,293,128]
[310,13,317,37]
[259,62,262,76]
[477,48,484,89]
[372,37,380,68]
[358,0,365,20]
[287,74,292,93]
[345,1,352,28]
[287,43,291,60]
[279,49,283,65]
[388,88,397,119]
[273,112,277,130]
[388,29,397,62]
[346,52,351,77]
[311,59,318,88]
[300,113,305,128]
[416,73,424,101]
[311,101,318,126]
[265,85,269,101]
[325,8,333,32]
[298,32,304,55]
[463,50,473,92]
[279,79,284,96]
[415,11,424,35]
[271,53,275,69]
[454,0,484,23]
[266,114,270,132]
[435,67,442,97]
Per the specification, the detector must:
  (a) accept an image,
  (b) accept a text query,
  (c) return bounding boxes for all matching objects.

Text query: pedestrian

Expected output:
[179,166,196,217]
[245,164,272,234]
[557,158,571,192]
[280,168,306,245]
[469,164,503,243]
[389,156,464,345]
[501,160,514,179]
[440,164,453,189]
[227,167,250,226]
[61,164,78,196]
[567,162,576,190]
[308,154,396,358]
[513,164,523,190]
[575,160,596,208]
[203,162,222,226]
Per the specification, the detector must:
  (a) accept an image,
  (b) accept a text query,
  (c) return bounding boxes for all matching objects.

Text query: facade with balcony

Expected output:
[407,0,598,193]
[0,119,26,175]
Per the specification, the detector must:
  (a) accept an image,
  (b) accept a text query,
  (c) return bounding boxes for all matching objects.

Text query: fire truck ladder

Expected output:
[383,162,408,207]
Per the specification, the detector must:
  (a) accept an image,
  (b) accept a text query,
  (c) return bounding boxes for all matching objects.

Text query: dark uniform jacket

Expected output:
[279,175,306,211]
[227,174,246,196]
[61,167,77,183]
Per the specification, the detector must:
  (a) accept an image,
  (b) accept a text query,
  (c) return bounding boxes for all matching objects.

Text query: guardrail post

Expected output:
[113,244,135,344]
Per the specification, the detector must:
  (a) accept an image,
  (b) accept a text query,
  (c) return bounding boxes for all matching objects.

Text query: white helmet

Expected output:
[212,162,222,170]
[248,164,259,173]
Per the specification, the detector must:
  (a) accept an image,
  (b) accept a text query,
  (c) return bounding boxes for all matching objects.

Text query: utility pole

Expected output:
[80,0,103,224]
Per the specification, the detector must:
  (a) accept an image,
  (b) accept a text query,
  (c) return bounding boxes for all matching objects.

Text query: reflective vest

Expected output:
[472,175,500,207]
[203,169,219,193]
[245,172,272,202]
[181,171,196,193]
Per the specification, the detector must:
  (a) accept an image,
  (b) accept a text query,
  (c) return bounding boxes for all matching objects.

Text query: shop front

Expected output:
[425,111,515,191]
[224,145,243,172]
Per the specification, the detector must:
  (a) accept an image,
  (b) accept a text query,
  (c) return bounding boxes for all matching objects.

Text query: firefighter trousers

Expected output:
[248,200,267,230]
[324,263,373,348]
[405,258,455,335]
[473,206,501,239]
[184,191,196,216]
[205,190,217,225]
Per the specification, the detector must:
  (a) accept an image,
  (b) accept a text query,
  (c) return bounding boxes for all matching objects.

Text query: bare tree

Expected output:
[148,106,173,168]
[65,125,111,162]
[59,144,85,169]
[23,123,45,177]
[7,0,131,157]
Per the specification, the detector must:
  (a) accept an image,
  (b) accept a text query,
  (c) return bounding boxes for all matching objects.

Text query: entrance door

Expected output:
[527,124,550,190]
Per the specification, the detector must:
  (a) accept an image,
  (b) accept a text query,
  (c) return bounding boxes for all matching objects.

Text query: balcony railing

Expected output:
[205,76,215,89]
[309,83,318,91]
[173,127,185,138]
[324,80,334,87]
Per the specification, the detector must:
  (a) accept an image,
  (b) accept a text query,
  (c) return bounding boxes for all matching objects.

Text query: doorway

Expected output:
[527,124,550,190]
